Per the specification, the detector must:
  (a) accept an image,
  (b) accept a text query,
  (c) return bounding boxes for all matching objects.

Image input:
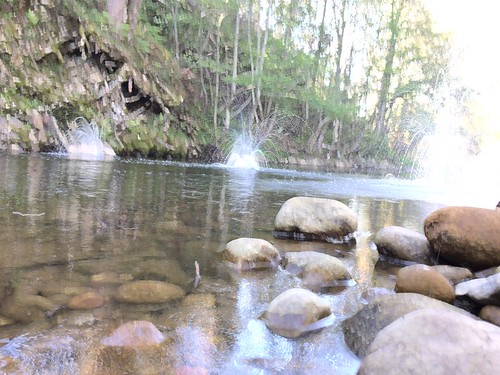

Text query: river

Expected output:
[0,152,492,373]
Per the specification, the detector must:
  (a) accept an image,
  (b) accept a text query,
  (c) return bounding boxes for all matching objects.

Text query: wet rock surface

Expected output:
[274,197,358,240]
[261,288,332,338]
[115,280,185,304]
[374,225,432,264]
[222,237,281,270]
[282,251,353,289]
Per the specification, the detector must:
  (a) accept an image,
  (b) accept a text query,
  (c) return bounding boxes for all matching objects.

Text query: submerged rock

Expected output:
[261,288,332,338]
[395,264,455,303]
[116,280,185,304]
[359,308,500,375]
[424,206,500,270]
[222,238,281,270]
[281,251,353,290]
[342,293,475,358]
[431,265,473,285]
[102,320,166,347]
[274,197,358,240]
[374,226,432,265]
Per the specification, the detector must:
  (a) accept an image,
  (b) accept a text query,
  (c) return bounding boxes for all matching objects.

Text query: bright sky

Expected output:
[424,0,500,140]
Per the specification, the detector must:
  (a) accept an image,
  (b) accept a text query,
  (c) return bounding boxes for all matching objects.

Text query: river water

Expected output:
[0,152,493,374]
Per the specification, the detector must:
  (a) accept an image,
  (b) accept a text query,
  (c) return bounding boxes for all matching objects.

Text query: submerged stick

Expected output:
[12,212,45,217]
[193,260,201,290]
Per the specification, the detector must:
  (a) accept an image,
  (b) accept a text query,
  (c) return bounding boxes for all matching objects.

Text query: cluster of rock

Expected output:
[356,204,500,373]
[222,196,358,338]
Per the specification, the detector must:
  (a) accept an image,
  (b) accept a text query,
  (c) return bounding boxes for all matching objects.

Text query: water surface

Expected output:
[0,153,483,373]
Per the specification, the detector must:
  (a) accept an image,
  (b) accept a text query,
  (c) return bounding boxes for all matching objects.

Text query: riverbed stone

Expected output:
[456,272,500,305]
[222,238,281,270]
[432,265,473,284]
[116,280,185,304]
[281,251,353,289]
[479,305,500,327]
[342,292,475,358]
[395,264,455,303]
[262,288,332,338]
[274,197,358,239]
[358,308,500,375]
[90,271,133,286]
[374,226,432,264]
[67,291,105,310]
[102,320,166,347]
[424,206,500,270]
[0,293,58,323]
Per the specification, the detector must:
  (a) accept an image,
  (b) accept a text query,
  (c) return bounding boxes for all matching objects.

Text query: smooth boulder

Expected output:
[274,197,358,239]
[424,206,500,270]
[359,308,500,375]
[374,226,432,264]
[342,292,475,358]
[282,251,353,289]
[432,265,472,284]
[222,238,281,270]
[395,264,455,303]
[116,280,185,304]
[455,273,500,305]
[262,288,332,338]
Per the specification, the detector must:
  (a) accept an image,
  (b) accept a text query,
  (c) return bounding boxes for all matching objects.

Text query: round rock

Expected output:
[222,237,281,270]
[274,197,358,239]
[67,291,105,310]
[359,308,500,375]
[424,206,500,270]
[395,264,455,303]
[102,320,166,347]
[342,292,474,358]
[374,226,432,264]
[262,288,332,338]
[431,265,472,285]
[282,251,353,289]
[116,280,185,304]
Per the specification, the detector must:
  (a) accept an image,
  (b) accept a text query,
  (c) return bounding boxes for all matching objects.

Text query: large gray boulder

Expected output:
[359,308,500,375]
[342,293,475,358]
[424,206,500,270]
[261,288,332,338]
[374,226,432,264]
[222,237,281,270]
[274,197,358,240]
[395,264,455,303]
[282,251,353,290]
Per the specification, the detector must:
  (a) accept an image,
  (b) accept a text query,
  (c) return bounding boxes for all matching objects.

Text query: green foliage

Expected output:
[26,9,40,26]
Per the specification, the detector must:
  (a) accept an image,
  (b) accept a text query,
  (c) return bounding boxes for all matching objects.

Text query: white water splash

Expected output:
[65,118,115,160]
[226,136,262,170]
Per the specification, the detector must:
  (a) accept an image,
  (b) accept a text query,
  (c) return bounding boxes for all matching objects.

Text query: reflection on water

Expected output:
[0,152,485,373]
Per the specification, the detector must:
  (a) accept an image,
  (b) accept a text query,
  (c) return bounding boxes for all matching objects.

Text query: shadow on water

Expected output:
[0,152,495,373]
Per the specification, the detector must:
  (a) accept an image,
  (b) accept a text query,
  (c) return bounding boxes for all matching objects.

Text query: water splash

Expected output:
[64,117,115,160]
[226,136,262,170]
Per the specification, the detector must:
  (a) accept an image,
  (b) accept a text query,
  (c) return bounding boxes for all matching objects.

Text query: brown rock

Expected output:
[424,206,500,270]
[432,265,473,284]
[479,305,500,327]
[116,280,185,304]
[67,291,105,310]
[395,264,455,303]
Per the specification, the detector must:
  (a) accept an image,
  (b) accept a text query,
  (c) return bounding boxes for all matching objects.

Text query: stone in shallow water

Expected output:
[374,226,432,264]
[102,320,166,347]
[282,251,353,290]
[115,280,185,304]
[67,291,105,310]
[431,265,473,285]
[222,237,281,270]
[262,288,332,338]
[274,196,358,240]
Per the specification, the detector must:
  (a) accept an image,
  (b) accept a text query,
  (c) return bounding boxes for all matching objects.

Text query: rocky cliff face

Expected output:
[0,0,200,158]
